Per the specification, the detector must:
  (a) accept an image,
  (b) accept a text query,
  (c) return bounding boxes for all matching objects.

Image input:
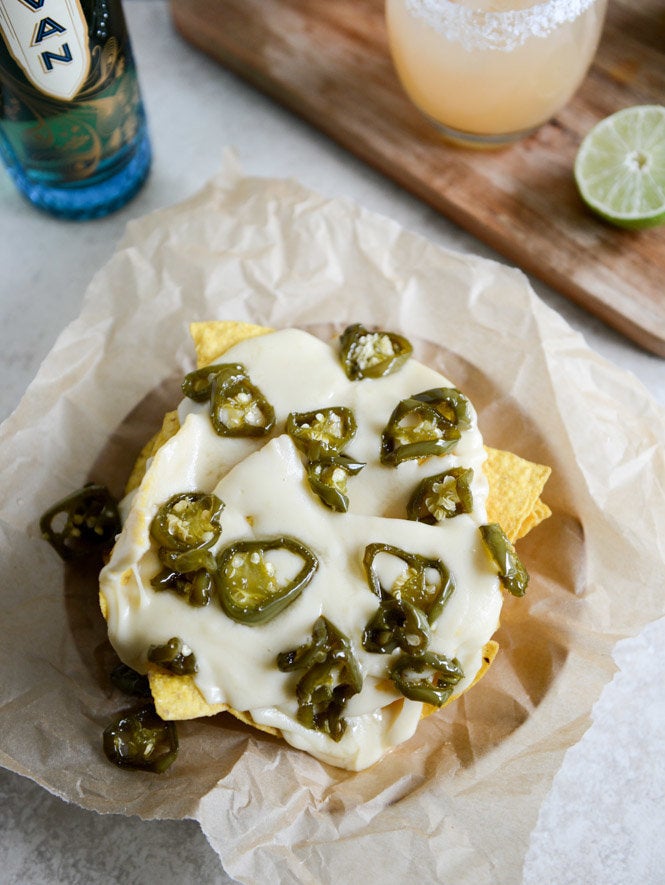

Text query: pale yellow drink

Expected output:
[386,0,608,145]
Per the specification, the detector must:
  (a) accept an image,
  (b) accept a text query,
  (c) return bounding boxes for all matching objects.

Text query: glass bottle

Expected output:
[0,0,151,219]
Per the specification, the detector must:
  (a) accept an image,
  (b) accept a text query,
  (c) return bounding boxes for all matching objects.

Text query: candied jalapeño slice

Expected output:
[380,397,461,466]
[277,616,362,742]
[407,467,474,524]
[389,651,464,706]
[183,361,276,437]
[150,492,224,552]
[102,705,178,773]
[339,323,412,380]
[210,372,275,438]
[480,523,529,597]
[411,387,472,431]
[286,406,357,461]
[363,542,455,625]
[40,483,120,561]
[362,597,431,655]
[380,387,472,467]
[150,492,222,607]
[182,362,245,402]
[216,537,318,625]
[157,545,217,575]
[147,636,198,676]
[151,565,214,607]
[306,453,365,513]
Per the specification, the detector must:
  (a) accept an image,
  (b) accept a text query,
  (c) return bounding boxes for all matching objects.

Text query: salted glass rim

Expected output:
[400,0,605,51]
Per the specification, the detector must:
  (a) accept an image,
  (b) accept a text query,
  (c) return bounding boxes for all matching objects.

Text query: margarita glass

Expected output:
[386,0,608,146]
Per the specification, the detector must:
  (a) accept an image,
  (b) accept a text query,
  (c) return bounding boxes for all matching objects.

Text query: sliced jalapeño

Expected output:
[277,616,362,742]
[216,537,318,625]
[339,323,412,380]
[40,483,120,561]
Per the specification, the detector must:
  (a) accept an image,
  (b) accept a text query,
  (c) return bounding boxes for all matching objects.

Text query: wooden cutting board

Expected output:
[170,0,665,355]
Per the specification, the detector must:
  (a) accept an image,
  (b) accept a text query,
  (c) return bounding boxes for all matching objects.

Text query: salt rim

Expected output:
[404,0,602,52]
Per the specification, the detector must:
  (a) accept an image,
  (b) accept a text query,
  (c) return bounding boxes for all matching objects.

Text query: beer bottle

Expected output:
[0,0,151,219]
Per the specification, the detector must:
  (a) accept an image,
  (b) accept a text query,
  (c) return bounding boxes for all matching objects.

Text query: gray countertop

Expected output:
[1,2,664,883]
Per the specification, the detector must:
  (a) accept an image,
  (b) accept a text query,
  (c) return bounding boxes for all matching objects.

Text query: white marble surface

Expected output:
[1,2,664,883]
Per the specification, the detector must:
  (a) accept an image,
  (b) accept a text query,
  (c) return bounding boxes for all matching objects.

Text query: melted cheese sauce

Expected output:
[100,329,503,770]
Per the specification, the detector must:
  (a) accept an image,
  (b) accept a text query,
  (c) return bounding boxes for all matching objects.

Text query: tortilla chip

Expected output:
[149,667,281,736]
[149,668,226,720]
[515,498,552,541]
[189,320,274,369]
[125,410,181,495]
[483,446,551,543]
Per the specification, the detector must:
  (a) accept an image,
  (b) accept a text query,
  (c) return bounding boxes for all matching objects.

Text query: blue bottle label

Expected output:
[0,0,90,100]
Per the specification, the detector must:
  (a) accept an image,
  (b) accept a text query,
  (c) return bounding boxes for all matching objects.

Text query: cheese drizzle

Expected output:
[100,329,503,770]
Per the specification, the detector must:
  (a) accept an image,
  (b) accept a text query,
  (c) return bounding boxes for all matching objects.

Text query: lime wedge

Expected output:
[574,105,665,230]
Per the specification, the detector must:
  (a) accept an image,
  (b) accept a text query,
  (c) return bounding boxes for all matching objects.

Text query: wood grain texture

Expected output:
[170,0,665,355]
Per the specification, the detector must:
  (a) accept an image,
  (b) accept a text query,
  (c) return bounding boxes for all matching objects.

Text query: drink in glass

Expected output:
[386,0,608,146]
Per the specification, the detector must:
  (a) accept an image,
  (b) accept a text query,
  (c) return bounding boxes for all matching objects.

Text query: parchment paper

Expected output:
[1,161,664,884]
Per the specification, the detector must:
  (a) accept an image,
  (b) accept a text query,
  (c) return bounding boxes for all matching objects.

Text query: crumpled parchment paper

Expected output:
[1,161,664,885]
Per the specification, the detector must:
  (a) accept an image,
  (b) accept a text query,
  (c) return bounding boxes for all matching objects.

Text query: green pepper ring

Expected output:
[389,651,464,706]
[216,536,319,625]
[149,491,224,552]
[286,406,358,460]
[379,397,461,466]
[102,705,178,773]
[150,566,214,608]
[479,522,529,597]
[277,615,363,742]
[411,387,472,431]
[362,542,455,625]
[157,545,217,574]
[306,453,366,512]
[406,466,475,524]
[339,323,413,380]
[181,362,245,403]
[39,483,121,561]
[210,373,276,438]
[362,596,431,655]
[278,614,338,672]
[147,636,198,676]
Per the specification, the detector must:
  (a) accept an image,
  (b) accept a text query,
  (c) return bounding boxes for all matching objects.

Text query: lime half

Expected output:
[574,105,665,230]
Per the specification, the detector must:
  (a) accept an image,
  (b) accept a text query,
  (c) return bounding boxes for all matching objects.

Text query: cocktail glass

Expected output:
[385,0,608,147]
